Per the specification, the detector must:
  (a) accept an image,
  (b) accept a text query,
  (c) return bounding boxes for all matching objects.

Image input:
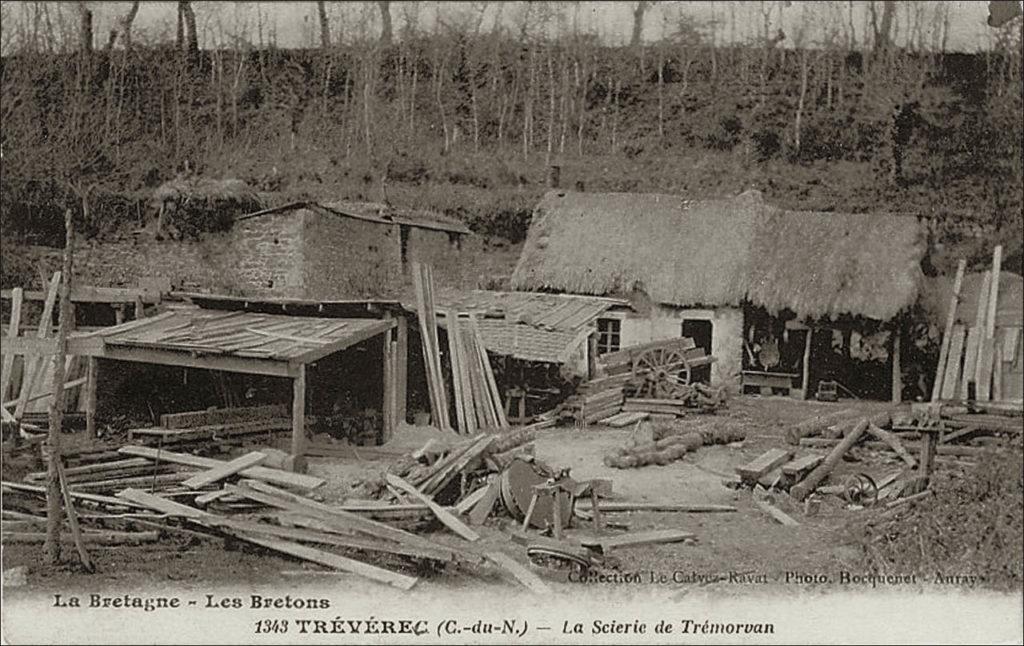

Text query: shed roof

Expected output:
[511,190,926,321]
[77,307,394,377]
[236,201,471,235]
[404,288,625,363]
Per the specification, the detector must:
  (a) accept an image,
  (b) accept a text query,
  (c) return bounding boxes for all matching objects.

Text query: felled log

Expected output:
[785,408,857,445]
[822,411,893,440]
[790,418,870,501]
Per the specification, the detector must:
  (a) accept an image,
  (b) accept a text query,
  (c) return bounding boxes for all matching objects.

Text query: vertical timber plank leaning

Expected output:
[0,287,24,402]
[978,246,1002,401]
[932,259,966,402]
[15,272,61,419]
[395,315,408,425]
[291,364,306,469]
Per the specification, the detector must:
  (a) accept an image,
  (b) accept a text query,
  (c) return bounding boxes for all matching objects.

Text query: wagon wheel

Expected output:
[632,346,692,399]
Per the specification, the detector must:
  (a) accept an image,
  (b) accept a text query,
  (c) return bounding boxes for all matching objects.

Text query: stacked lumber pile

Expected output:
[932,248,1021,406]
[126,404,291,450]
[443,312,509,434]
[558,373,633,425]
[603,427,745,469]
[411,262,451,431]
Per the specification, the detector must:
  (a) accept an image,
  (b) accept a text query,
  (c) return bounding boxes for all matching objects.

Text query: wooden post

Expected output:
[977,246,1002,401]
[291,365,306,471]
[801,327,813,400]
[134,295,145,320]
[891,324,902,403]
[932,260,966,401]
[85,357,98,437]
[395,315,408,425]
[382,327,395,444]
[114,304,125,325]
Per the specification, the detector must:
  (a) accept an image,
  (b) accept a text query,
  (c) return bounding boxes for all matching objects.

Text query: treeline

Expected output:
[1,32,1022,249]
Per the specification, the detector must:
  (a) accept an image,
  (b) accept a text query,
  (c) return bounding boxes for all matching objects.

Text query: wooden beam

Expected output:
[932,259,966,401]
[395,315,408,424]
[891,325,902,403]
[800,326,813,400]
[55,457,94,571]
[978,246,1002,401]
[117,446,324,490]
[291,365,306,468]
[384,474,480,541]
[2,377,86,410]
[289,319,395,364]
[182,451,267,489]
[98,344,294,377]
[382,324,396,443]
[0,335,105,356]
[1,286,160,304]
[485,551,552,594]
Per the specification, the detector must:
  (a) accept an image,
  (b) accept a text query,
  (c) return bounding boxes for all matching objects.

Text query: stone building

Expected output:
[74,200,475,299]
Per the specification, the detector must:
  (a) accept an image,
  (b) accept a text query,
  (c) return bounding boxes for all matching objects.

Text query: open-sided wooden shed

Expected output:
[58,307,405,469]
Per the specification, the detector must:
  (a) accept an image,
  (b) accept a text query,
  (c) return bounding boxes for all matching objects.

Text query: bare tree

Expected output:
[631,1,651,47]
[378,1,392,46]
[869,0,897,50]
[178,1,199,62]
[317,1,331,48]
[105,0,140,51]
[75,1,92,53]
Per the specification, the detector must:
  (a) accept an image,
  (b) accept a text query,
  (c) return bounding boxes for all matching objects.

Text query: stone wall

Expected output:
[64,212,303,296]
[302,210,403,299]
[231,212,305,296]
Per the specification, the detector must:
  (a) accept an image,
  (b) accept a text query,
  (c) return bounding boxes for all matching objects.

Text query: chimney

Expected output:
[547,164,561,189]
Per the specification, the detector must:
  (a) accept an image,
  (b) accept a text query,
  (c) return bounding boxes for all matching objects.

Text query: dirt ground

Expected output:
[0,396,995,598]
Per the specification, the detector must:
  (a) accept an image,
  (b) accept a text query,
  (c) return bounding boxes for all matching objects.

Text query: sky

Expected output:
[0,2,1013,53]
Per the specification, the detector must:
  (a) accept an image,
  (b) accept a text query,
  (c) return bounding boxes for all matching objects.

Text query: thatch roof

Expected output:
[152,177,263,211]
[511,190,927,321]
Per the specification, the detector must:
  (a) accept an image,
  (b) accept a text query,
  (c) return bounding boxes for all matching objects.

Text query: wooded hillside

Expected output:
[2,13,1021,278]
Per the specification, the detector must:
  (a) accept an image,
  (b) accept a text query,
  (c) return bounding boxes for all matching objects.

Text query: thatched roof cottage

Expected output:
[511,190,928,398]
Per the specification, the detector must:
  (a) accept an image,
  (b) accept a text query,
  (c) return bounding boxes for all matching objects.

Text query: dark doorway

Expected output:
[681,319,713,384]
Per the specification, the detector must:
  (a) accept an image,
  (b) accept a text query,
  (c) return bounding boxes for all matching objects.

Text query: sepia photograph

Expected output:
[0,1,1021,643]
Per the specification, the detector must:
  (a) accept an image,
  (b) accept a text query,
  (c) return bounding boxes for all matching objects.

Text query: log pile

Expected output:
[603,427,745,469]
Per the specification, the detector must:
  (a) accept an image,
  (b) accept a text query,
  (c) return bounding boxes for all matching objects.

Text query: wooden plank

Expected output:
[291,366,306,465]
[781,454,824,476]
[234,533,418,591]
[473,317,509,428]
[56,456,95,570]
[117,446,324,490]
[385,474,480,542]
[790,417,870,501]
[735,448,793,482]
[573,501,736,513]
[453,483,492,515]
[183,451,267,489]
[14,272,60,419]
[116,488,209,519]
[1,530,159,545]
[234,480,434,549]
[752,493,800,527]
[584,528,695,551]
[960,327,982,399]
[986,246,1003,340]
[932,260,967,401]
[446,312,468,433]
[940,325,966,400]
[0,287,23,401]
[2,377,86,410]
[484,551,552,595]
[467,478,501,526]
[1,286,159,304]
[159,404,288,430]
[395,316,408,425]
[867,424,917,467]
